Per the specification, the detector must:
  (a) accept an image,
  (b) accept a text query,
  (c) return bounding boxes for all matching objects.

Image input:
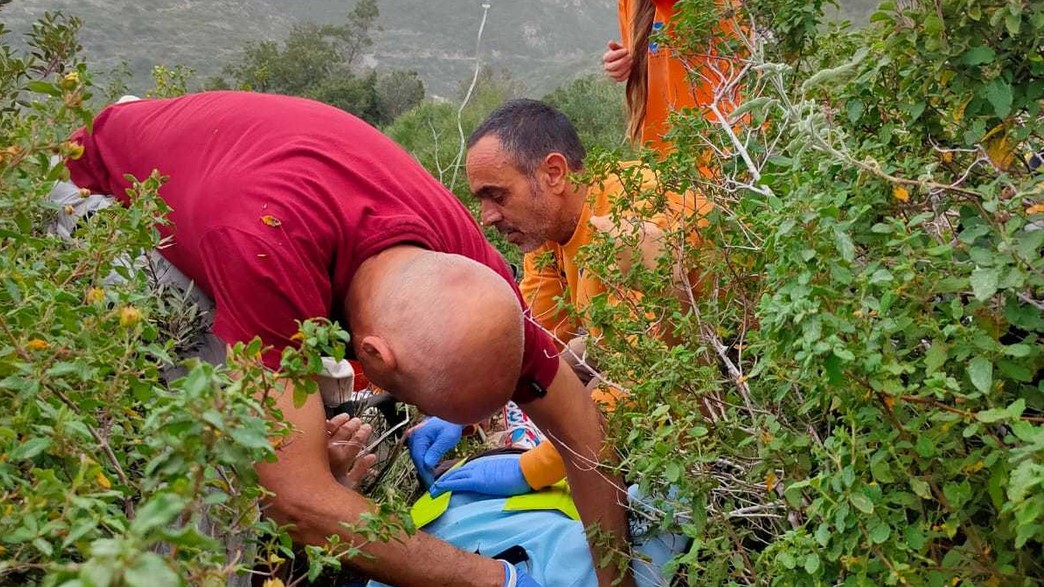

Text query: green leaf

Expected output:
[984,79,1013,119]
[689,425,709,438]
[1014,229,1044,260]
[969,266,999,301]
[849,492,874,514]
[870,452,896,484]
[833,347,855,362]
[869,269,893,284]
[847,99,864,123]
[665,462,682,483]
[130,493,187,536]
[916,436,936,457]
[815,523,831,547]
[230,423,272,450]
[923,15,944,35]
[1002,344,1033,358]
[869,520,891,544]
[293,383,310,408]
[961,46,996,66]
[924,341,948,375]
[804,552,821,574]
[824,354,844,385]
[1005,12,1020,35]
[124,552,180,587]
[25,80,61,96]
[1007,460,1042,503]
[10,437,52,461]
[968,356,993,394]
[62,519,98,548]
[998,360,1035,382]
[908,101,926,121]
[833,226,855,262]
[910,478,933,500]
[976,399,1026,423]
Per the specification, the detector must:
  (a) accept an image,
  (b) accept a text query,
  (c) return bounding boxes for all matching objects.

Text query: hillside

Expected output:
[1,0,619,98]
[1,0,881,99]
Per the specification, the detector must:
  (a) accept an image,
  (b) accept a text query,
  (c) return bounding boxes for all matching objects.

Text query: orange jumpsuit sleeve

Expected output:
[518,387,624,490]
[519,247,576,351]
[519,440,568,490]
[618,0,632,47]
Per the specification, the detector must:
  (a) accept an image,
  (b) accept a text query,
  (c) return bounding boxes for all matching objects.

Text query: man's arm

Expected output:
[257,381,505,587]
[522,359,635,587]
[519,247,577,349]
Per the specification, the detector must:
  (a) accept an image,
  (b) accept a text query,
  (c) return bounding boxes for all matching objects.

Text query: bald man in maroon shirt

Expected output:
[67,92,633,587]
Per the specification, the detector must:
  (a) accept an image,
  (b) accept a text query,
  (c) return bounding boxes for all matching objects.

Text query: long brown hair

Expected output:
[625,0,657,144]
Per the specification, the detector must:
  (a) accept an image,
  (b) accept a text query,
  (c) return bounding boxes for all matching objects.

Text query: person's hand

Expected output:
[499,560,544,587]
[602,40,633,82]
[430,453,532,497]
[406,417,464,486]
[326,414,377,489]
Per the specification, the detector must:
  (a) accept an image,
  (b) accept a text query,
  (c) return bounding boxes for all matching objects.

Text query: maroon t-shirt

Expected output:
[68,91,558,399]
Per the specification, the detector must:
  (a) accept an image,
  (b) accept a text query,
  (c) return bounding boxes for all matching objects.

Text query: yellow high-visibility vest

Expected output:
[410,459,581,528]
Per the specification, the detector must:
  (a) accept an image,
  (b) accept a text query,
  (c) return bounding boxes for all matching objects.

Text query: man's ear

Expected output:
[542,152,571,195]
[359,335,397,371]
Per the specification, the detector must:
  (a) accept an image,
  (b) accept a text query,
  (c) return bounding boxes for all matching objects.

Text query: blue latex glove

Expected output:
[499,560,543,587]
[430,453,532,497]
[407,417,463,486]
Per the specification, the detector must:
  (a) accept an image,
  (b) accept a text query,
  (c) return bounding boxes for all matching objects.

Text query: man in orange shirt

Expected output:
[409,99,709,495]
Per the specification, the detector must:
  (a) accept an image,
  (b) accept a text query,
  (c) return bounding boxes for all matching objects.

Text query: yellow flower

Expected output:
[85,287,104,304]
[765,470,777,492]
[260,215,282,227]
[60,71,80,90]
[119,306,142,327]
[95,471,112,489]
[263,579,286,587]
[26,339,49,351]
[892,186,910,202]
[62,141,85,160]
[1028,204,1044,215]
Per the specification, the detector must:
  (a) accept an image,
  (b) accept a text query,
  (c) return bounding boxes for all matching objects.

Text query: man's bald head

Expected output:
[347,248,524,424]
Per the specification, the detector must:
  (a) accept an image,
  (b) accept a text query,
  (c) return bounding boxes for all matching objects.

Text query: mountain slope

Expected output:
[2,0,619,98]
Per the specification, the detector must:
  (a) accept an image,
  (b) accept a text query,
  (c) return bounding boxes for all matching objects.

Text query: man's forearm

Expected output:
[554,436,632,586]
[266,476,503,587]
[257,387,503,587]
[527,361,635,587]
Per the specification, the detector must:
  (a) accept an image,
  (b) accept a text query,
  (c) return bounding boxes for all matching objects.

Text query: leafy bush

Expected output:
[568,0,1043,584]
[0,13,390,586]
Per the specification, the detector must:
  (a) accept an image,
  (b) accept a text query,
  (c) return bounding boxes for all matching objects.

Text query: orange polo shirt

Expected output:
[517,165,711,488]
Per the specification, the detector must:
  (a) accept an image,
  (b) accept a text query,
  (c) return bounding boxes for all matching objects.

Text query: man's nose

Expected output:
[479,201,502,226]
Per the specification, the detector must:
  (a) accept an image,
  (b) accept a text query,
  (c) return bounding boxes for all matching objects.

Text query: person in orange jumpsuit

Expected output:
[603,0,739,154]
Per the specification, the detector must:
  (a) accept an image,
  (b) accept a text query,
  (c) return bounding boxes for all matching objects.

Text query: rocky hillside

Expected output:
[1,0,619,98]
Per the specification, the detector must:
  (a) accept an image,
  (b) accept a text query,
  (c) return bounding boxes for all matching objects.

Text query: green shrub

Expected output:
[570,0,1043,584]
[0,13,393,585]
